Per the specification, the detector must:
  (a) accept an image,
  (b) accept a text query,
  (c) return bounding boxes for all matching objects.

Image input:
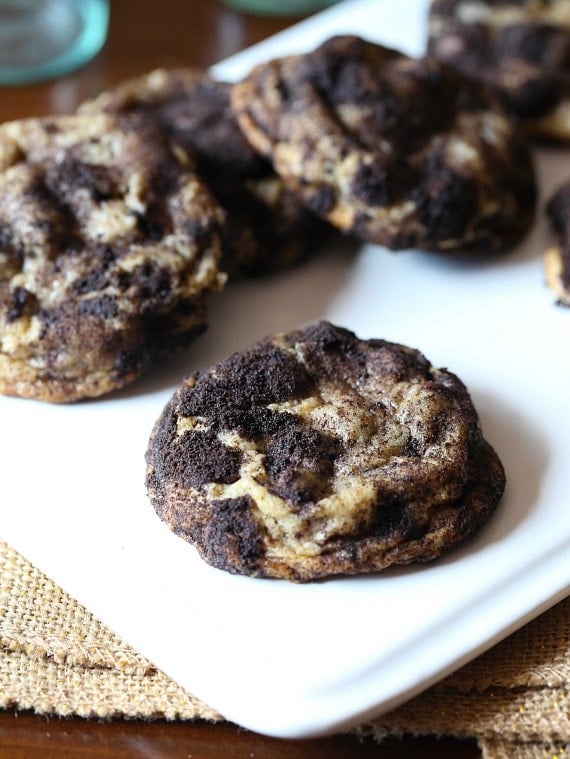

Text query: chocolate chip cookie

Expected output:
[80,68,328,278]
[146,321,505,582]
[545,182,570,305]
[230,35,536,254]
[428,0,570,141]
[0,112,224,403]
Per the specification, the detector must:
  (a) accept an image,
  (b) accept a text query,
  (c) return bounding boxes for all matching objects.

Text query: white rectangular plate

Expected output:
[2,0,569,739]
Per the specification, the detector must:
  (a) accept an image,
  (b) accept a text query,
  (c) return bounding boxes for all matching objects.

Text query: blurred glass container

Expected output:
[222,0,339,16]
[0,0,109,85]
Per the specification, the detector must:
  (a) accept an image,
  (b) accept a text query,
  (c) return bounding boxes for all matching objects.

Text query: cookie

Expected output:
[80,68,328,279]
[545,182,570,305]
[0,112,224,403]
[230,35,536,255]
[145,321,505,582]
[428,0,570,141]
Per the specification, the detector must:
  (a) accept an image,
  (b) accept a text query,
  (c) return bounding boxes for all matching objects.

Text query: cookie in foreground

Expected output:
[230,34,536,254]
[545,182,570,306]
[0,112,225,403]
[428,0,570,142]
[80,68,329,279]
[146,321,505,582]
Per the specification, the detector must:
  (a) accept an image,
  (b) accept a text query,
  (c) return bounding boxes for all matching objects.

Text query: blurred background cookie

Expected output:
[231,35,536,254]
[146,321,505,582]
[0,112,224,402]
[428,0,570,141]
[545,181,570,305]
[80,68,331,279]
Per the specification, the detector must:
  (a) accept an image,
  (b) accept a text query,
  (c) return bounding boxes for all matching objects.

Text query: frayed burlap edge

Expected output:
[1,540,568,758]
[0,648,220,721]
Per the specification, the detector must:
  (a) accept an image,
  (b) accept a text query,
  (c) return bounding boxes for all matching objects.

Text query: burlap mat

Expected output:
[0,540,568,758]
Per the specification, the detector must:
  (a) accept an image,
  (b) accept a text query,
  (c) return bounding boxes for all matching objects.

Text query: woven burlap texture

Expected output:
[1,540,568,759]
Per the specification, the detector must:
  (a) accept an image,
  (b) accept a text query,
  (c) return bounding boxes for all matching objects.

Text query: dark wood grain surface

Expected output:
[0,1,481,755]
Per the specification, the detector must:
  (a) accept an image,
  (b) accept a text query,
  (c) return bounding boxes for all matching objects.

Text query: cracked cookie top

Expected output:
[0,112,224,402]
[230,35,536,255]
[146,321,505,581]
[428,0,570,141]
[80,68,328,278]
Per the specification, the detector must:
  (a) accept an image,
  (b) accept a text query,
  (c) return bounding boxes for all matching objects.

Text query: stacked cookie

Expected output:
[0,32,541,403]
[427,0,570,304]
[0,68,335,403]
[78,68,330,280]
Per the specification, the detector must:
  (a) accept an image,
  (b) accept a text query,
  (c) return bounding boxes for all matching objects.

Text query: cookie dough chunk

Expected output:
[0,112,224,402]
[428,0,570,141]
[230,35,536,254]
[80,68,328,278]
[545,182,570,305]
[146,321,505,582]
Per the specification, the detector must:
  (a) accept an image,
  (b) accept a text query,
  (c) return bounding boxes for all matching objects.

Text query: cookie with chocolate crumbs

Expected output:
[0,112,225,402]
[428,0,570,141]
[230,35,536,254]
[545,181,570,305]
[145,321,505,582]
[80,68,329,279]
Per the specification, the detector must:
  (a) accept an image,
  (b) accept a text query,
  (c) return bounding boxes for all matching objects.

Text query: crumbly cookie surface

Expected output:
[428,0,570,141]
[80,68,327,278]
[230,35,536,254]
[545,182,570,305]
[146,321,505,582]
[0,112,224,402]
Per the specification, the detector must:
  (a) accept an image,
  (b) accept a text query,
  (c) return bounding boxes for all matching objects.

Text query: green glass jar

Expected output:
[0,0,109,85]
[222,0,339,16]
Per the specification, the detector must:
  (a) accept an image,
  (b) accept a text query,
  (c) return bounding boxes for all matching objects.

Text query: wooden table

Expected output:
[0,2,481,756]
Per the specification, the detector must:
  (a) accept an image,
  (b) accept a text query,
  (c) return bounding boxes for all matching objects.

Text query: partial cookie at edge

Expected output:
[545,181,570,305]
[428,0,570,142]
[0,112,225,402]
